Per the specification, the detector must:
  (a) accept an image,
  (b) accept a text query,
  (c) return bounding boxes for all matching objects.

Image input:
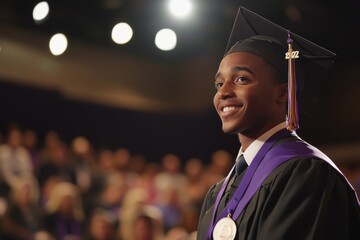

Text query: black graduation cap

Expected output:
[224,7,337,131]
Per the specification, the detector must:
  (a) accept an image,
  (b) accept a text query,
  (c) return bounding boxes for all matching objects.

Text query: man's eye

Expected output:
[234,76,248,84]
[215,82,223,90]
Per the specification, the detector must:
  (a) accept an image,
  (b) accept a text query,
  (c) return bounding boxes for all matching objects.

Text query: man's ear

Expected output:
[277,83,288,103]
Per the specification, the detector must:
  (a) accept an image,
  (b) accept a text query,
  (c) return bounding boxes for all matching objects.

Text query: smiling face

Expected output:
[213,52,287,139]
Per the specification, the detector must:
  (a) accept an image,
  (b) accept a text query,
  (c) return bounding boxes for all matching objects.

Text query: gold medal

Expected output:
[212,215,237,240]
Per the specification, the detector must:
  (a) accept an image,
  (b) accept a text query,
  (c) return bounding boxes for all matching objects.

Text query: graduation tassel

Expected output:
[286,31,299,132]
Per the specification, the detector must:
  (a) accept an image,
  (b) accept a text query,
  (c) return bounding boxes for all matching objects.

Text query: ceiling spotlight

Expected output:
[49,33,68,56]
[111,22,133,44]
[168,0,192,18]
[33,1,50,23]
[155,28,177,51]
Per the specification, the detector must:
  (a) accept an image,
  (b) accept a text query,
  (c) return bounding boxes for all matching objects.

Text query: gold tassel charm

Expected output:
[285,31,300,132]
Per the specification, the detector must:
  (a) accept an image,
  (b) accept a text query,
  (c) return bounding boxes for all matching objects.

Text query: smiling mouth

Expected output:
[222,106,240,113]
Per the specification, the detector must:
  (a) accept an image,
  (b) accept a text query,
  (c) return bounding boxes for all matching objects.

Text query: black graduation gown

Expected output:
[197,156,360,240]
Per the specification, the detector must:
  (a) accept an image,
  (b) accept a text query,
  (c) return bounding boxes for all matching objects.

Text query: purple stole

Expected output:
[206,129,358,240]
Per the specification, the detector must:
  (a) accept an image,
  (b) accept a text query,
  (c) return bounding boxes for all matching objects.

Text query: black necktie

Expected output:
[235,154,247,176]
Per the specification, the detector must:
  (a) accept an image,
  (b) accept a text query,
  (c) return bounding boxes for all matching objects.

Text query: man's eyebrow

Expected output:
[215,66,254,79]
[214,72,221,80]
[231,66,254,74]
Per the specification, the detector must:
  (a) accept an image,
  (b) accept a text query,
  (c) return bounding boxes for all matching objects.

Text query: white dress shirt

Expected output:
[236,122,287,166]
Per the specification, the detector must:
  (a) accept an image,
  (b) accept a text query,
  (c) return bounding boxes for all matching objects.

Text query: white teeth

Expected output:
[223,106,237,113]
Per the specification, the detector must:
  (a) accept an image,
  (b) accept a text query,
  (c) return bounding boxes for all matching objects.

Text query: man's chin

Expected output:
[222,125,237,135]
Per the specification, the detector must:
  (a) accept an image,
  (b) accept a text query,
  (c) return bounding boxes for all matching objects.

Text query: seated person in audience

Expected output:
[42,182,85,240]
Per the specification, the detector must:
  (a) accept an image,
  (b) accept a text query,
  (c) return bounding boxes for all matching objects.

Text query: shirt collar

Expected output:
[236,122,287,165]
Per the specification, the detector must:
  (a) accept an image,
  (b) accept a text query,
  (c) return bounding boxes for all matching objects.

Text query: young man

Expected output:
[196,7,360,240]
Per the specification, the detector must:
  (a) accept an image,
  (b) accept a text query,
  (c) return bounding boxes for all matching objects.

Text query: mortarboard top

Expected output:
[224,6,337,131]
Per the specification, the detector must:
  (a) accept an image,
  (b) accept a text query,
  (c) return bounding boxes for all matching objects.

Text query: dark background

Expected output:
[0,80,235,162]
[0,0,359,163]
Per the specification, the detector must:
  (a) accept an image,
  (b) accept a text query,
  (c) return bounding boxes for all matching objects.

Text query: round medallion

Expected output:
[212,217,237,240]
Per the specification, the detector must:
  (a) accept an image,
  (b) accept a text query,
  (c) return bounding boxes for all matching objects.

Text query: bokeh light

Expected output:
[32,1,50,23]
[111,22,133,44]
[49,33,68,56]
[168,0,193,18]
[155,28,177,51]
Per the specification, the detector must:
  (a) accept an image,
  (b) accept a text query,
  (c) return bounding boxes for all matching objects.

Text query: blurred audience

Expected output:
[0,126,39,199]
[0,181,43,240]
[183,158,208,208]
[164,226,189,240]
[133,162,161,204]
[43,182,85,240]
[70,136,98,213]
[132,213,163,240]
[0,124,357,240]
[85,208,117,240]
[119,187,164,240]
[23,129,42,175]
[154,153,188,232]
[71,136,96,193]
[38,141,76,188]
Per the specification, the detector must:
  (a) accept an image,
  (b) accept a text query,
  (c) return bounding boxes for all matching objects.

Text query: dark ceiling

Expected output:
[1,0,237,61]
[1,0,358,61]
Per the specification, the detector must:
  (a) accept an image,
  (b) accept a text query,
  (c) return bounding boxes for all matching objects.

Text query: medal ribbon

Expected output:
[206,128,291,240]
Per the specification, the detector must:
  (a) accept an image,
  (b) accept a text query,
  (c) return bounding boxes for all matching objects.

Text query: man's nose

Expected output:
[217,81,235,99]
